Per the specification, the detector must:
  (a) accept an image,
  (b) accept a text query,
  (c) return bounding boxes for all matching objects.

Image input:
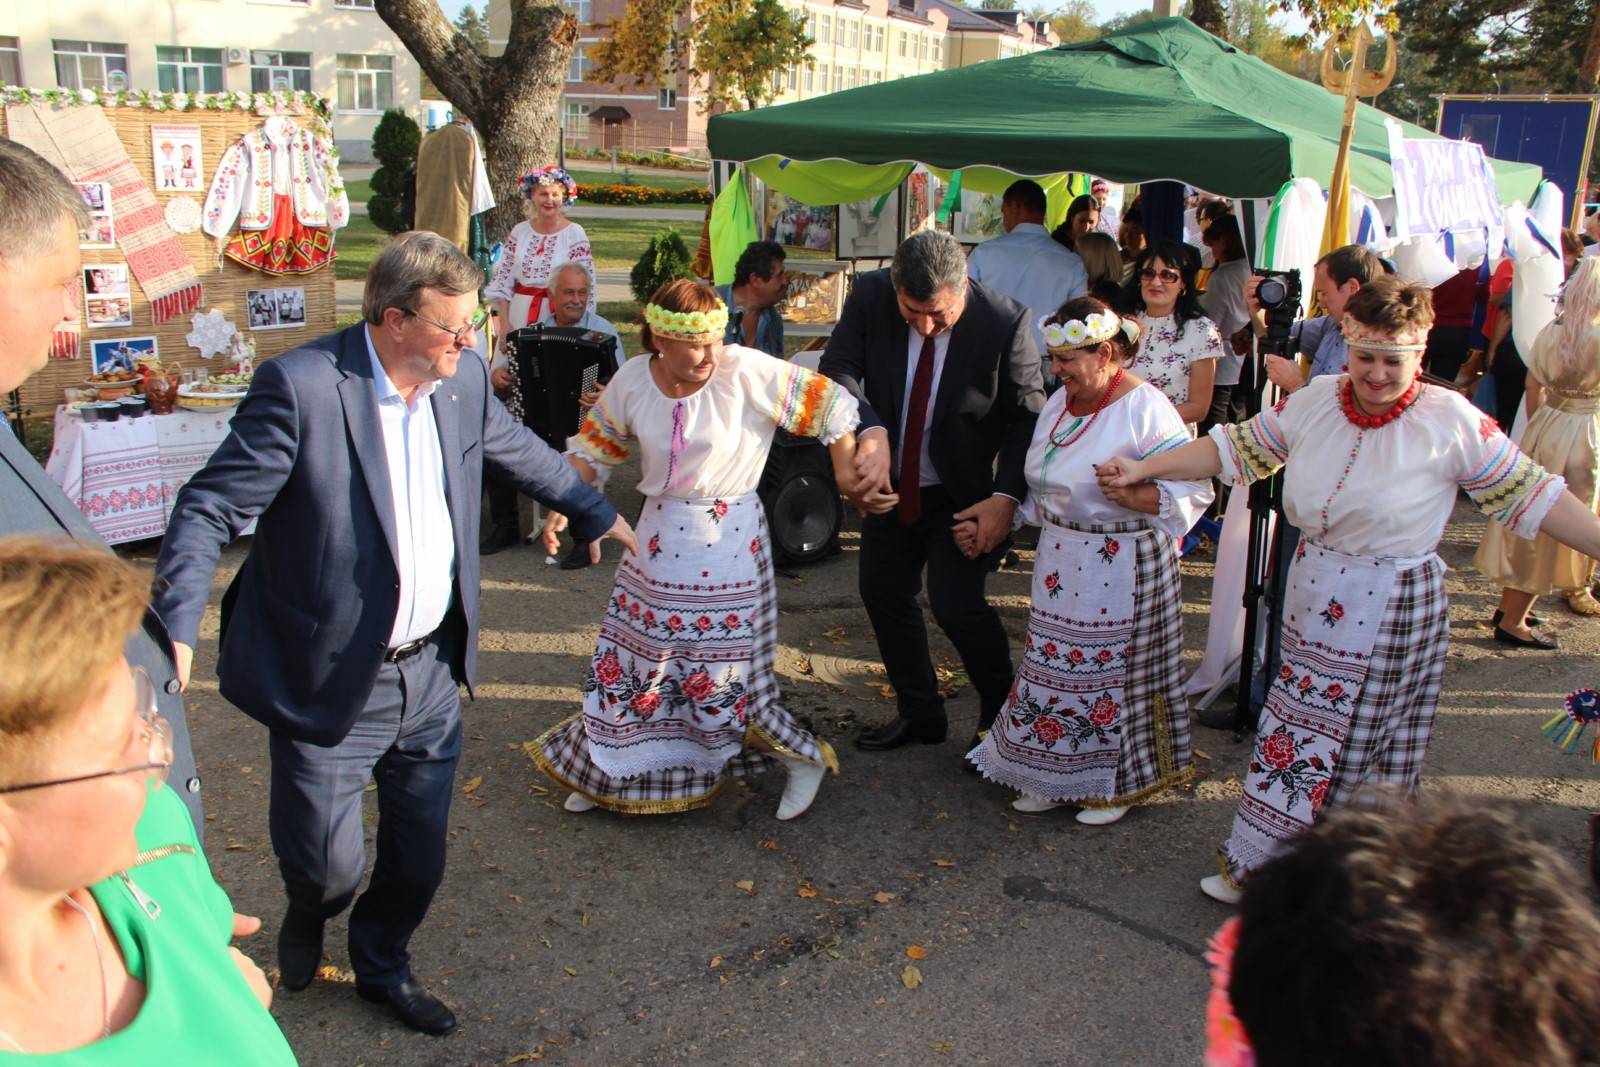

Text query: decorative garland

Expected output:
[644,300,729,343]
[1040,310,1140,353]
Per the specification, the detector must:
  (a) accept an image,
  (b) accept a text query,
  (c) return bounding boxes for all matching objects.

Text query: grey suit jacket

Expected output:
[152,325,618,747]
[0,420,203,831]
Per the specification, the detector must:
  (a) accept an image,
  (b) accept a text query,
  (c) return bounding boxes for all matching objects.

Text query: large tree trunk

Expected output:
[1582,0,1600,86]
[374,0,577,243]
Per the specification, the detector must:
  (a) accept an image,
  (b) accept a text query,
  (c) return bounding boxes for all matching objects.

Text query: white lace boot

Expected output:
[777,757,826,820]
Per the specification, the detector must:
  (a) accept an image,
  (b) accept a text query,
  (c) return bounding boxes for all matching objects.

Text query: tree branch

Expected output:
[374,0,489,120]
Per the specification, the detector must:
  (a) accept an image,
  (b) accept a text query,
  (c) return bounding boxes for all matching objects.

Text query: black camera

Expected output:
[1252,267,1302,354]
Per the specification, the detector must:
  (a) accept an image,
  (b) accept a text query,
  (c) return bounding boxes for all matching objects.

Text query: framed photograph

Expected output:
[151,125,204,194]
[86,295,133,330]
[245,287,306,330]
[83,265,130,298]
[838,187,901,260]
[903,168,933,236]
[90,336,157,376]
[775,259,847,325]
[74,181,115,248]
[951,189,1006,244]
[763,187,836,255]
[75,180,109,215]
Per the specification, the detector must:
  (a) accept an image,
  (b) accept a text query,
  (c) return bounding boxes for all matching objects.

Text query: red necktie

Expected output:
[897,335,937,525]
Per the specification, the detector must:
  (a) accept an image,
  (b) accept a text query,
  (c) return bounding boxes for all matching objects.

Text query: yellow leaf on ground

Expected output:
[901,965,923,990]
[872,892,897,904]
[797,881,819,899]
[931,859,955,868]
[709,955,722,969]
[906,945,929,960]
[930,1039,955,1053]
[735,880,755,893]
[462,776,483,795]
[562,966,577,977]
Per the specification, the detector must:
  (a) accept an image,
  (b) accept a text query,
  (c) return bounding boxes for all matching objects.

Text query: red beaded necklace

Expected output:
[1339,376,1422,429]
[1048,366,1125,449]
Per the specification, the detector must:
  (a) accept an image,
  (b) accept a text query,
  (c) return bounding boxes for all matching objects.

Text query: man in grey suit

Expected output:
[153,231,636,1035]
[0,140,204,830]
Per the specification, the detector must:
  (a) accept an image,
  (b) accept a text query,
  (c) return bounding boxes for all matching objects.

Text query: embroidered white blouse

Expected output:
[574,345,858,499]
[1211,375,1566,559]
[202,116,349,235]
[1020,382,1213,539]
[484,221,596,314]
[1128,312,1223,434]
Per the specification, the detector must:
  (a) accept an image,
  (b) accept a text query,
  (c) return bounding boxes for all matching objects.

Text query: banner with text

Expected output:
[1386,120,1505,242]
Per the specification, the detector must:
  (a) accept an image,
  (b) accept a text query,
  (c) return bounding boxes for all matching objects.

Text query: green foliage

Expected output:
[629,230,694,305]
[454,4,491,52]
[369,108,421,235]
[1050,0,1101,43]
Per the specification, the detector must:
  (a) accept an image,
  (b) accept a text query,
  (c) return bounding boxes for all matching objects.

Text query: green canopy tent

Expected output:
[706,17,1541,206]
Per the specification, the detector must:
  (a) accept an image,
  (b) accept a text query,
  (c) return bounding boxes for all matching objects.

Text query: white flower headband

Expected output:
[1039,310,1140,353]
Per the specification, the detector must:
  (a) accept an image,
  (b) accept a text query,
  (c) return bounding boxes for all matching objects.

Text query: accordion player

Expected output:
[504,324,621,449]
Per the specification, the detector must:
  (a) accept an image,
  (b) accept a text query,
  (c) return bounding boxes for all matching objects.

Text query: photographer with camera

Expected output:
[1243,245,1384,394]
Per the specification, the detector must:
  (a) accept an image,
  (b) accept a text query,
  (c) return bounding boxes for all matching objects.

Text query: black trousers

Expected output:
[268,626,463,988]
[486,483,519,532]
[1490,338,1527,432]
[858,484,1015,731]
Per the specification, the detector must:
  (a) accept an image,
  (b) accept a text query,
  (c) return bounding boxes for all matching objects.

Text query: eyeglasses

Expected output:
[0,667,173,795]
[406,307,490,347]
[1141,267,1182,283]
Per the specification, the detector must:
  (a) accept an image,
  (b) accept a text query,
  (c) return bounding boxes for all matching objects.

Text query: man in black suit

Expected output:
[820,230,1045,753]
[0,140,205,829]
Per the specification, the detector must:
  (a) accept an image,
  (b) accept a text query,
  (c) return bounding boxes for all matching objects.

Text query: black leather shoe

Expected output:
[479,523,520,556]
[1195,703,1242,730]
[276,911,324,993]
[559,539,593,570]
[1493,625,1559,650]
[357,978,458,1036]
[1490,608,1544,629]
[856,718,947,751]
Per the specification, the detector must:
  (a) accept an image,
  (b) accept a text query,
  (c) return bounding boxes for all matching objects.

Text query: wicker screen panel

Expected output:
[2,99,340,421]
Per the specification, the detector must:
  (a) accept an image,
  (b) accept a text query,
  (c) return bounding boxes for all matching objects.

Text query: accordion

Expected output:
[506,324,619,448]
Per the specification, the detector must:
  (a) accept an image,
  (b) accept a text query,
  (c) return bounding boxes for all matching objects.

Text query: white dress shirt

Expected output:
[900,328,951,487]
[965,223,1088,353]
[365,329,458,648]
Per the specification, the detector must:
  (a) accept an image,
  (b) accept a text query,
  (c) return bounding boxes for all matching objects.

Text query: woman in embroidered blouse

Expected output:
[966,297,1212,825]
[1122,240,1222,435]
[1099,275,1600,905]
[533,280,862,821]
[1476,257,1600,635]
[0,538,292,1064]
[485,167,595,338]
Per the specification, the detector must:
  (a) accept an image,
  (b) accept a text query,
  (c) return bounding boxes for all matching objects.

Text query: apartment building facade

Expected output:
[487,0,1057,155]
[1,0,421,160]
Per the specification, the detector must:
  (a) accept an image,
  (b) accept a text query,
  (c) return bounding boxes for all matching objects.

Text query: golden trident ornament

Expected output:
[1315,21,1398,259]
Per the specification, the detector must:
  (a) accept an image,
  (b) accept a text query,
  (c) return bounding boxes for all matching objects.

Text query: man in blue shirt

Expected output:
[965,180,1087,373]
[1244,244,1383,393]
[716,240,787,358]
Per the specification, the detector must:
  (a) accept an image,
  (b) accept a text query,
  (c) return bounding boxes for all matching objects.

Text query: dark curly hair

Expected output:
[1343,274,1435,337]
[1123,239,1208,337]
[1231,798,1600,1067]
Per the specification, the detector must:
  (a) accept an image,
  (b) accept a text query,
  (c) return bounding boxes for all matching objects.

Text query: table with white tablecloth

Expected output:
[45,406,237,545]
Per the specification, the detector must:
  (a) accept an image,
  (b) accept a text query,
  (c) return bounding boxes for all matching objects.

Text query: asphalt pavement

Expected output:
[150,477,1600,1067]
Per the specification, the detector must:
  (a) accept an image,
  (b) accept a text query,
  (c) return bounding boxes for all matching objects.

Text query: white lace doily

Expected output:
[164,197,203,234]
[185,308,238,360]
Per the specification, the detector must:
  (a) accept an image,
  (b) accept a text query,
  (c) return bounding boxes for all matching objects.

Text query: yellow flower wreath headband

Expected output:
[1039,310,1141,354]
[644,299,730,344]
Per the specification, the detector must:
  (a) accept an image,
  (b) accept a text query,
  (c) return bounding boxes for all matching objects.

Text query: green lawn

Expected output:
[343,177,372,203]
[334,214,387,281]
[339,171,705,206]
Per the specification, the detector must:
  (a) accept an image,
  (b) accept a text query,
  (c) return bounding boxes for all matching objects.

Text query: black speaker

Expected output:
[757,430,841,565]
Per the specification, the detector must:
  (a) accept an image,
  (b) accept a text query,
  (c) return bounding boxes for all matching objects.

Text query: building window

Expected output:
[802,64,813,92]
[155,46,223,93]
[832,66,842,92]
[917,35,926,60]
[872,26,884,52]
[845,68,856,89]
[561,0,592,22]
[567,44,589,82]
[817,63,829,89]
[563,101,590,138]
[658,87,676,110]
[771,69,783,94]
[932,38,943,64]
[335,53,393,112]
[250,50,311,92]
[786,66,798,91]
[0,36,22,85]
[805,13,816,38]
[834,18,845,44]
[819,15,831,44]
[846,20,857,48]
[52,40,128,91]
[897,30,907,57]
[333,0,374,8]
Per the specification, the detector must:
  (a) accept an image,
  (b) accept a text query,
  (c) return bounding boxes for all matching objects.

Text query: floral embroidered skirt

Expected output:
[223,195,336,276]
[967,517,1193,806]
[1220,541,1446,886]
[530,493,834,813]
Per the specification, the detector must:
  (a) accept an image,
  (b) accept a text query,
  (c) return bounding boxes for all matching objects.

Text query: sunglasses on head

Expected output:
[1141,267,1182,283]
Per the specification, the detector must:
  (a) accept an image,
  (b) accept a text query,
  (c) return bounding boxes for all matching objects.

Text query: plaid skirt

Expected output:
[1221,541,1447,885]
[968,517,1194,806]
[529,493,834,814]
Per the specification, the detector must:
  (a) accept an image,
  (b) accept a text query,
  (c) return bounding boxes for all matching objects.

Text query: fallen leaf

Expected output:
[580,913,590,927]
[538,935,553,949]
[797,881,818,899]
[562,966,577,977]
[901,965,923,990]
[931,859,955,868]
[872,892,897,904]
[708,956,722,969]
[905,945,929,960]
[1008,821,1019,833]
[930,1039,955,1053]
[718,974,731,986]
[735,880,755,894]
[1019,917,1030,929]
[463,776,484,795]
[240,766,253,774]
[508,894,523,905]
[1043,844,1057,853]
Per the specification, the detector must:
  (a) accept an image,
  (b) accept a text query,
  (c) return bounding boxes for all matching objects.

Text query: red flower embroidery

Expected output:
[594,650,623,687]
[1261,732,1297,770]
[616,592,627,609]
[1297,674,1314,693]
[695,615,713,632]
[750,538,761,554]
[1323,684,1344,701]
[628,690,661,716]
[667,614,684,631]
[733,694,749,723]
[630,603,641,618]
[1041,642,1058,659]
[714,501,728,517]
[1477,414,1500,442]
[1032,715,1067,745]
[681,670,716,702]
[1043,571,1061,598]
[1307,780,1329,813]
[647,533,662,559]
[1309,756,1325,770]
[1095,649,1113,664]
[1279,665,1295,682]
[724,613,741,628]
[1069,649,1086,665]
[643,610,655,626]
[1319,598,1345,626]
[1087,696,1118,728]
[1273,396,1289,415]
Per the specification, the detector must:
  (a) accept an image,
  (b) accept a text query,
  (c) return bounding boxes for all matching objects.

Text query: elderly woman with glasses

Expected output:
[966,297,1212,825]
[0,537,291,1062]
[1123,239,1223,436]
